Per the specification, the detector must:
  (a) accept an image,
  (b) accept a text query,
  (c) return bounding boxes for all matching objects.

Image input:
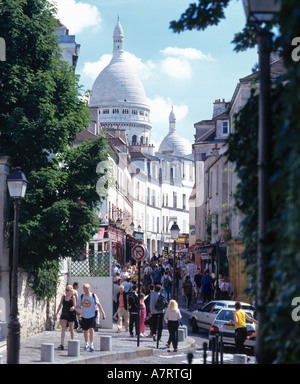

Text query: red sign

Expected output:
[195,239,202,246]
[132,244,147,262]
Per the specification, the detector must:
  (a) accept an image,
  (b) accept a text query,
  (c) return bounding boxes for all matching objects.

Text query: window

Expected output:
[122,109,129,114]
[173,192,177,208]
[103,109,109,114]
[183,194,186,210]
[112,108,119,114]
[222,121,229,135]
[132,135,137,144]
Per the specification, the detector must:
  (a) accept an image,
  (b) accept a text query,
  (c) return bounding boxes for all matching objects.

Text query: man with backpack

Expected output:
[161,270,172,302]
[149,285,167,342]
[128,285,139,337]
[76,283,106,352]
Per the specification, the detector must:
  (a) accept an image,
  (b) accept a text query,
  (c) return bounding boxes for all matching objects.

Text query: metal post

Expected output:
[211,336,215,364]
[7,199,21,364]
[172,240,176,299]
[255,28,273,365]
[137,261,140,347]
[203,342,207,364]
[220,333,224,364]
[215,334,219,364]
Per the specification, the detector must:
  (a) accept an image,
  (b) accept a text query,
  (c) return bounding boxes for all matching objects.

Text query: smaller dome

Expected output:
[158,107,191,157]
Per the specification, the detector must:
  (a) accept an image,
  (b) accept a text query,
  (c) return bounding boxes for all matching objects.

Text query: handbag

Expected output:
[144,316,151,325]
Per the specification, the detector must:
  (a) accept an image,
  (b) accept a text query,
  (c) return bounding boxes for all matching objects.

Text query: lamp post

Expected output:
[170,222,180,300]
[6,167,28,364]
[243,0,281,364]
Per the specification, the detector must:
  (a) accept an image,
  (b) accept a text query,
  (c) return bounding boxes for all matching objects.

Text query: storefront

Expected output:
[92,225,126,266]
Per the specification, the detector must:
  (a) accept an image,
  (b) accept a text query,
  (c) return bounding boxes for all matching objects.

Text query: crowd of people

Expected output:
[111,255,235,310]
[54,254,235,353]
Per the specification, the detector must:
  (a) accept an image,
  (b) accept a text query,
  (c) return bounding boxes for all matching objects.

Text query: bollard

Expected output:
[233,354,248,364]
[177,328,185,342]
[100,335,112,351]
[203,342,207,364]
[41,343,54,363]
[68,340,80,357]
[179,325,187,339]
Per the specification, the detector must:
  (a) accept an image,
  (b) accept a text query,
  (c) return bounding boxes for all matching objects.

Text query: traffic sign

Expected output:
[132,244,147,262]
[195,239,202,246]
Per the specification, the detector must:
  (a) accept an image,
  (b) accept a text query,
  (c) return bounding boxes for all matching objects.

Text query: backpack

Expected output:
[155,293,168,311]
[163,276,170,289]
[128,292,138,312]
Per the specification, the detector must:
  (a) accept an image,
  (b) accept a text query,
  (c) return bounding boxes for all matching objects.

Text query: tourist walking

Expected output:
[201,270,214,304]
[54,285,77,350]
[128,285,138,337]
[139,293,147,337]
[182,275,193,310]
[76,283,106,351]
[115,285,130,333]
[164,299,182,352]
[149,285,165,342]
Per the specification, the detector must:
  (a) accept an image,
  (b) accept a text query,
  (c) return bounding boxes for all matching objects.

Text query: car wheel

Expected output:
[191,318,198,333]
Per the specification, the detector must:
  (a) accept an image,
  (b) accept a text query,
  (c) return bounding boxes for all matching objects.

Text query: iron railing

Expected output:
[70,250,110,277]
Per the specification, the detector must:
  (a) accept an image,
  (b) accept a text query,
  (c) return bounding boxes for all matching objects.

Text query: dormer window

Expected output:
[222,121,229,135]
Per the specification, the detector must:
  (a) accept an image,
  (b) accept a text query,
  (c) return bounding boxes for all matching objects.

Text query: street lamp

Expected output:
[243,0,281,365]
[6,167,28,364]
[243,0,281,23]
[170,222,180,300]
[130,221,134,231]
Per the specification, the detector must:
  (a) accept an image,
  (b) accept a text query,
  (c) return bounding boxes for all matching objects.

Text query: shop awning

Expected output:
[127,236,143,244]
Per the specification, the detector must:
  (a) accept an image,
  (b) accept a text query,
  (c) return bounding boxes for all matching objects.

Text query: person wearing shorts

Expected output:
[76,284,106,351]
[54,285,77,350]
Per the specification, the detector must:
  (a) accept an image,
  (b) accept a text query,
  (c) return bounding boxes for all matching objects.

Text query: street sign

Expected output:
[195,246,202,252]
[132,244,147,262]
[195,239,202,246]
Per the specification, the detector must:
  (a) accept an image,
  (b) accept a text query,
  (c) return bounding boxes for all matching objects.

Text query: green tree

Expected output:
[0,0,108,300]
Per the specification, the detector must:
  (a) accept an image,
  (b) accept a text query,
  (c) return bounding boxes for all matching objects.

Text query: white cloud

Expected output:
[148,96,189,124]
[81,54,112,80]
[52,0,101,34]
[161,57,192,79]
[160,47,214,61]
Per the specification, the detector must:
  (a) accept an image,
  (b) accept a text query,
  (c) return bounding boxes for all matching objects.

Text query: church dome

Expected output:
[89,20,149,110]
[158,107,192,157]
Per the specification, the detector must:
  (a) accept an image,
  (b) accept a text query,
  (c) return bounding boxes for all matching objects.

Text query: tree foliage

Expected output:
[0,0,108,300]
[171,0,300,362]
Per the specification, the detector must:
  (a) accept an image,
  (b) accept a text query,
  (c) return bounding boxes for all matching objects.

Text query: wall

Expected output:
[68,276,113,329]
[18,272,68,338]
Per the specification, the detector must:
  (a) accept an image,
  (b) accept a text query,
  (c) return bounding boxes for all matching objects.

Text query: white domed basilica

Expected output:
[84,19,194,262]
[89,18,151,147]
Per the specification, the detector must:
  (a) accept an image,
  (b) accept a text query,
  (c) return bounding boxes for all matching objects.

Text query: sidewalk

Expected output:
[0,279,198,364]
[0,323,195,364]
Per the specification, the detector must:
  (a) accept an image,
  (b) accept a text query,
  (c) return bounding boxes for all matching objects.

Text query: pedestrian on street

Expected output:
[229,301,258,356]
[54,285,77,350]
[201,270,214,304]
[76,283,106,351]
[149,284,164,342]
[128,285,138,337]
[139,293,147,337]
[164,299,182,352]
[182,275,193,310]
[115,285,130,333]
[72,282,80,329]
[194,269,203,303]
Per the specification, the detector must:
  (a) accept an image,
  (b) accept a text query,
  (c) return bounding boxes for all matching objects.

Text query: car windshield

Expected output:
[216,310,255,324]
[228,304,255,311]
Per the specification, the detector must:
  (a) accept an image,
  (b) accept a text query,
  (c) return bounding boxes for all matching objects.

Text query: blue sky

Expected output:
[54,0,259,149]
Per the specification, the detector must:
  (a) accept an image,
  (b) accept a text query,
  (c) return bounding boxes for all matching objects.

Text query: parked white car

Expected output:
[190,300,255,333]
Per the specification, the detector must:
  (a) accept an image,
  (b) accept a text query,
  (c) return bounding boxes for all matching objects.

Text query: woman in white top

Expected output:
[164,299,182,352]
